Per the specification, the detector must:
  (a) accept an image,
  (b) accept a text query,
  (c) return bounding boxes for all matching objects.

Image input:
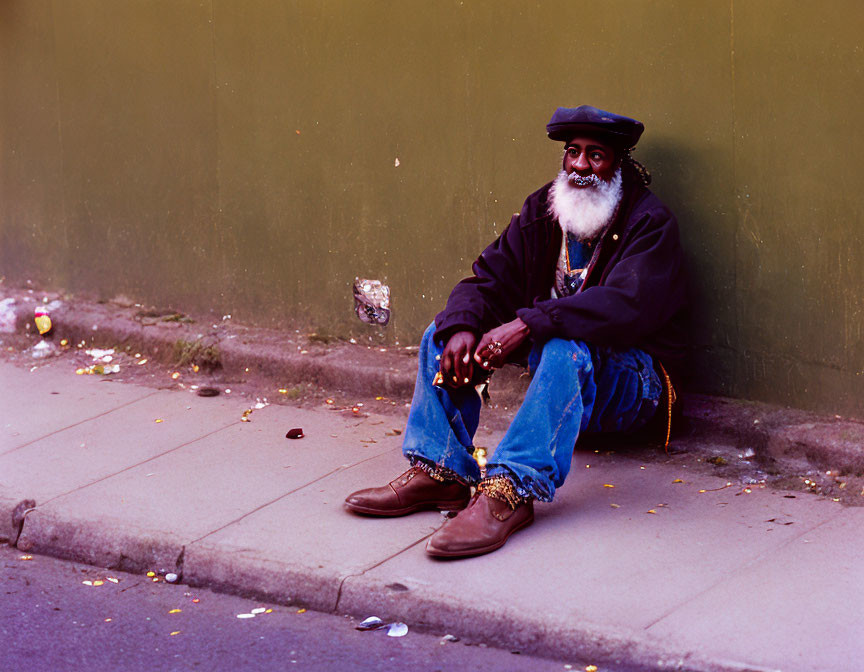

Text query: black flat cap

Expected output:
[546,105,644,149]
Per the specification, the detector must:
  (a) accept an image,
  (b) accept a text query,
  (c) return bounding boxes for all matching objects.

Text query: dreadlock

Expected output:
[622,149,651,186]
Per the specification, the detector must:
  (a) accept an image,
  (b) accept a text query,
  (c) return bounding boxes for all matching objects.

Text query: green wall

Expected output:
[1,1,862,417]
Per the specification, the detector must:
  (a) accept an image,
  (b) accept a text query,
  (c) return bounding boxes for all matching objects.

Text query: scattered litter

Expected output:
[19,555,33,561]
[672,478,684,484]
[30,340,56,359]
[356,616,385,631]
[286,428,304,439]
[646,509,657,514]
[699,482,733,493]
[107,577,119,584]
[86,348,115,362]
[602,484,614,488]
[76,362,120,375]
[394,157,401,167]
[34,307,53,335]
[197,387,220,397]
[170,631,181,636]
[353,278,391,326]
[155,418,164,424]
[171,372,181,380]
[241,409,253,422]
[296,608,307,614]
[165,573,179,583]
[251,607,267,614]
[0,298,17,332]
[168,609,182,614]
[472,447,487,468]
[610,503,620,509]
[236,613,256,619]
[441,634,460,643]
[355,616,408,637]
[385,429,402,436]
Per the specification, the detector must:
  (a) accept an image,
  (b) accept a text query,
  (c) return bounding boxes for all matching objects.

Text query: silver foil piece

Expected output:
[353,278,391,326]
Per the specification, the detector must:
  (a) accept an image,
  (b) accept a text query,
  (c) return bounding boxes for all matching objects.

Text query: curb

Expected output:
[4,290,863,480]
[0,289,837,671]
[13,507,778,672]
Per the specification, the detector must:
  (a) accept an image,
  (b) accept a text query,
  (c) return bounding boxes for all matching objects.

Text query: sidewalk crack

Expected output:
[11,499,37,548]
[333,523,444,613]
[188,447,397,547]
[1,389,161,457]
[40,421,238,506]
[642,511,841,631]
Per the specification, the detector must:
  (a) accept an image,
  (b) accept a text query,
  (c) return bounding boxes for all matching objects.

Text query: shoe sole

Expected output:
[425,514,535,558]
[344,499,471,517]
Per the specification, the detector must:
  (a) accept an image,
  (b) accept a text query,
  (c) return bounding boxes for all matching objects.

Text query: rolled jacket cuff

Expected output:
[516,306,558,343]
[433,311,484,345]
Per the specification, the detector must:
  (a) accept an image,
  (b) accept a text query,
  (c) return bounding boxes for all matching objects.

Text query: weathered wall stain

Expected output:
[1,1,862,417]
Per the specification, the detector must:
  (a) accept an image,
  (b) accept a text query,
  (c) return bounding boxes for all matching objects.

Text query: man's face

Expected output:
[562,135,618,188]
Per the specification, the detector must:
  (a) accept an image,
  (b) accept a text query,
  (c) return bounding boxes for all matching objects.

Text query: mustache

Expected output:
[567,172,602,188]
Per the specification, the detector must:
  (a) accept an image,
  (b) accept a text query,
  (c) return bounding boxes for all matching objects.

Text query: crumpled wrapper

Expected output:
[353,278,391,326]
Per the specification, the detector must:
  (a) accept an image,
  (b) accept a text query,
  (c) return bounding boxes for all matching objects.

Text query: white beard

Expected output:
[548,167,623,241]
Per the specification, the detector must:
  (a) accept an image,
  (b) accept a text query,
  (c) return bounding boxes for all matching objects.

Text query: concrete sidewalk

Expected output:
[2,358,861,672]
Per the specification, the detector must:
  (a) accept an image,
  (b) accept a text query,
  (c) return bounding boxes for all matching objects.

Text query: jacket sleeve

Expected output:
[516,211,686,347]
[434,212,529,345]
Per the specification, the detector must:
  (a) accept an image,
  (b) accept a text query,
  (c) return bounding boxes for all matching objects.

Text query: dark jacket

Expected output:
[434,164,689,390]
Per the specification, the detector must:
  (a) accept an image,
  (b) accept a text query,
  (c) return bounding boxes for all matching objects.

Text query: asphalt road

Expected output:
[0,544,611,672]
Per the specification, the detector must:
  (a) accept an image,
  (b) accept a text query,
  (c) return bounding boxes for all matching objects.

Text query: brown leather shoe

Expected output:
[425,492,534,558]
[344,466,471,517]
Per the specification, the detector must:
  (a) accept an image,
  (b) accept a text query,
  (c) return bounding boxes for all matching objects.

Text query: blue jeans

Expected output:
[402,323,663,502]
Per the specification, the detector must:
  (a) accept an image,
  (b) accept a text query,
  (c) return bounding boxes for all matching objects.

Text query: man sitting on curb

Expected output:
[345,105,689,558]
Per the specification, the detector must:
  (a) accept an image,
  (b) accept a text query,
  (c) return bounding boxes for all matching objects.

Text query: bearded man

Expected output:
[345,106,688,558]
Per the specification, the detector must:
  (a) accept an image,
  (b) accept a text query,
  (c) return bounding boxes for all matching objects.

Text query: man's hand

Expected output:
[474,318,530,370]
[439,331,479,388]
